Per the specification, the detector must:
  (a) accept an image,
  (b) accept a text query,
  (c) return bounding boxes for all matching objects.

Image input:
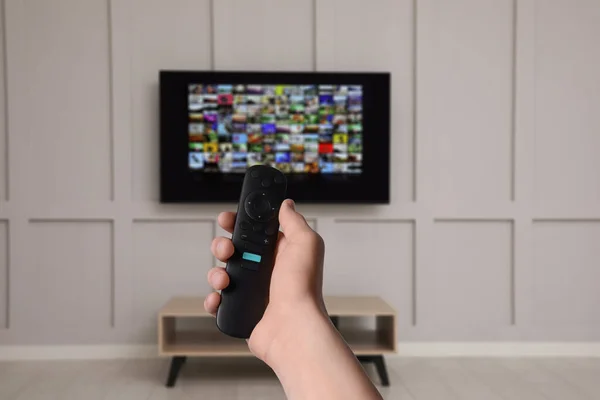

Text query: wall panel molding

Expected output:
[131,220,214,341]
[335,218,415,224]
[420,0,514,207]
[130,0,212,202]
[106,0,115,202]
[410,0,418,201]
[533,0,600,208]
[108,0,133,206]
[333,219,415,325]
[0,220,8,329]
[208,0,215,70]
[0,0,8,202]
[314,0,335,71]
[213,0,314,71]
[10,221,114,343]
[418,220,514,339]
[532,221,600,329]
[6,0,112,204]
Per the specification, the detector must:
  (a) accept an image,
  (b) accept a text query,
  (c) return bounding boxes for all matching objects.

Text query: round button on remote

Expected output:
[244,191,276,222]
[250,169,260,178]
[274,173,284,184]
[261,178,272,188]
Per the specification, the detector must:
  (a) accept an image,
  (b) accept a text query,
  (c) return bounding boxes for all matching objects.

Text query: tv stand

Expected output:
[158,296,396,387]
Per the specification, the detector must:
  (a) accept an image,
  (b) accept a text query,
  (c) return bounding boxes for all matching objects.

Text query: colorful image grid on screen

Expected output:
[187,84,363,174]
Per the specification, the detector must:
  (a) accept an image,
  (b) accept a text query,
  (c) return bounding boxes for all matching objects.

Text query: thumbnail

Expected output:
[220,143,232,152]
[305,162,319,173]
[232,143,247,152]
[262,123,276,134]
[304,152,318,163]
[189,152,204,169]
[334,143,348,153]
[276,163,292,173]
[248,152,264,166]
[292,163,305,173]
[275,152,291,163]
[189,95,203,111]
[189,84,203,94]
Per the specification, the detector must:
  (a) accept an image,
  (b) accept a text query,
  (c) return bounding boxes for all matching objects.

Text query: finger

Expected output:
[278,199,312,240]
[217,212,236,234]
[211,237,235,262]
[207,267,230,291]
[204,292,221,316]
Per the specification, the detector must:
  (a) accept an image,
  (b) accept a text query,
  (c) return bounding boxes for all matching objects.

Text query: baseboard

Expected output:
[0,345,157,361]
[394,342,600,357]
[1,342,600,361]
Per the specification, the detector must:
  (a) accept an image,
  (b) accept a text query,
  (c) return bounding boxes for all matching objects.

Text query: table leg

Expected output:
[372,355,389,386]
[165,356,187,387]
[357,355,390,386]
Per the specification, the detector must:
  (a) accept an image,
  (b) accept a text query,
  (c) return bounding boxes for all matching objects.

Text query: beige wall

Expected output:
[0,0,599,345]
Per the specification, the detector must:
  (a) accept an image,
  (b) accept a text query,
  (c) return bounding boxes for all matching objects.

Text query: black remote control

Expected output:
[216,165,287,339]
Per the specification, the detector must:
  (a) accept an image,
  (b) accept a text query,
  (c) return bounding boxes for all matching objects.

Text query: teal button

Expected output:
[242,252,262,263]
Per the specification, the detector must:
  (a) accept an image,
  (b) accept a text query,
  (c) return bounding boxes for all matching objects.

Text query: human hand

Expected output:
[204,199,327,365]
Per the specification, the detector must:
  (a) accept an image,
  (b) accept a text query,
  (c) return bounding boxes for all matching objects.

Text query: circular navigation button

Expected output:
[254,198,269,213]
[250,169,260,178]
[244,191,275,222]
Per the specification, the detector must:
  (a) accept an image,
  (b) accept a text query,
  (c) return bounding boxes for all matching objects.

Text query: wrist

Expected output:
[259,299,332,370]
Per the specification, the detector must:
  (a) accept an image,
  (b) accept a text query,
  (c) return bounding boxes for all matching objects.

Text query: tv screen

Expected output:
[160,71,389,203]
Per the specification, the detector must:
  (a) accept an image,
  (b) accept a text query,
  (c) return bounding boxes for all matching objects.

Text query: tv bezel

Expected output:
[160,70,390,204]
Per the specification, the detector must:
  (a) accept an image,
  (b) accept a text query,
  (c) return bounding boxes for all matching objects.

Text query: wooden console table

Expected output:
[158,296,397,387]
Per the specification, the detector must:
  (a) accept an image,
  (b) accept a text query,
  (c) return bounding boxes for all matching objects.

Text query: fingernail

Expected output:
[287,199,296,211]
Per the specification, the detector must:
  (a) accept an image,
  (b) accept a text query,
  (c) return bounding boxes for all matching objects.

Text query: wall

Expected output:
[0,0,599,345]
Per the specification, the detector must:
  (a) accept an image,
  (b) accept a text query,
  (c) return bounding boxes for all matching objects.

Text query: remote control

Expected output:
[216,165,287,338]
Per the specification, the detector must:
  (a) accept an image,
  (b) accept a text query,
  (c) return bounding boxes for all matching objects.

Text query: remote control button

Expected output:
[265,224,278,236]
[245,191,275,221]
[261,178,272,188]
[240,232,266,245]
[250,169,260,178]
[253,223,265,232]
[244,242,264,254]
[239,221,251,230]
[274,174,284,184]
[242,252,262,263]
[240,261,259,271]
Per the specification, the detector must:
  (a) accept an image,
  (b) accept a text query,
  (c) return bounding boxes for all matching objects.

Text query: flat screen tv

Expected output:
[160,70,390,203]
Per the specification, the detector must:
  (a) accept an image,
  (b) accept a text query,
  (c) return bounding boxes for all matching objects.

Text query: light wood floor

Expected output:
[0,357,599,399]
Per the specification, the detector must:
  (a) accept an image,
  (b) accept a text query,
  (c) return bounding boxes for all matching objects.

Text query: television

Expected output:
[160,71,390,203]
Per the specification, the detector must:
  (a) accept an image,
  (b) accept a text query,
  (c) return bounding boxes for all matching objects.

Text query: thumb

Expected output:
[278,199,311,239]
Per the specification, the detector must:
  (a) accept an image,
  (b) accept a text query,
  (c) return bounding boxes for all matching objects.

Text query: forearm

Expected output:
[266,305,382,400]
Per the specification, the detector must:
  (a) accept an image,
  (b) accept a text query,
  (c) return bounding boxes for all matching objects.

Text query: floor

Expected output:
[0,357,599,399]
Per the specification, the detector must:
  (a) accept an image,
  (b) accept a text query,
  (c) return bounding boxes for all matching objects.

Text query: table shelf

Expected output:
[158,296,396,387]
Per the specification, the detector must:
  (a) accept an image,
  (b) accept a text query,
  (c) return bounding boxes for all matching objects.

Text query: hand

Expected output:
[204,199,327,365]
